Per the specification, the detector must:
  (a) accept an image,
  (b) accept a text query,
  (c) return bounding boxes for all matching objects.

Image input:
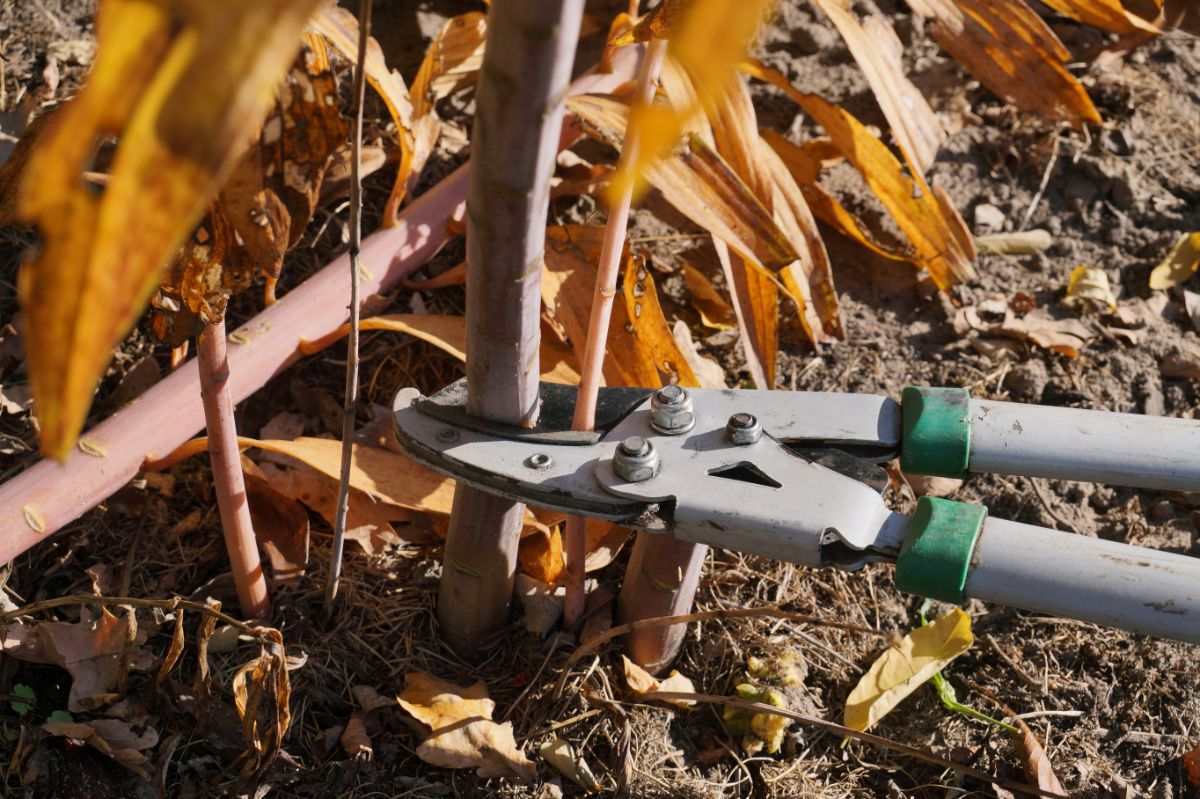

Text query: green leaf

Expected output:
[9,683,35,717]
[46,710,74,724]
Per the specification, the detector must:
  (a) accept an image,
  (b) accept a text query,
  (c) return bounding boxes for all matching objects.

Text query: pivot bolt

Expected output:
[726,412,762,445]
[614,436,659,482]
[650,385,695,435]
[525,453,553,470]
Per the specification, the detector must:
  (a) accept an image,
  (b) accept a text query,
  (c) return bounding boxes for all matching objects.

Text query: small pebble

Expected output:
[1149,499,1175,522]
[973,202,1006,232]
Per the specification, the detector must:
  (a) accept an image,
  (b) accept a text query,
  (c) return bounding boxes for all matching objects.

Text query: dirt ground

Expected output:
[1,0,1198,797]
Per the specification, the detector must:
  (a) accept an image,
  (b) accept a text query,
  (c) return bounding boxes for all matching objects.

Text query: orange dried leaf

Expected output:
[745,62,975,289]
[682,265,735,330]
[518,526,565,583]
[543,225,700,389]
[397,671,536,781]
[17,0,326,459]
[1039,0,1161,34]
[812,0,944,174]
[340,711,373,759]
[567,94,799,276]
[252,437,551,535]
[906,0,1101,128]
[762,130,912,263]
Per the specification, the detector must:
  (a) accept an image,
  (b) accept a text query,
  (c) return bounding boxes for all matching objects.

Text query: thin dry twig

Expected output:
[1,593,278,639]
[552,605,890,698]
[639,692,1070,799]
[328,0,373,608]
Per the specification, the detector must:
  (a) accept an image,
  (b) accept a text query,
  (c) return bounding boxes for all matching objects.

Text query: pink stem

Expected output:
[563,38,668,630]
[0,48,640,576]
[197,319,270,619]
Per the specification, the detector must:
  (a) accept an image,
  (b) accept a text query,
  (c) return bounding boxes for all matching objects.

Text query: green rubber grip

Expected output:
[895,497,987,604]
[900,386,971,478]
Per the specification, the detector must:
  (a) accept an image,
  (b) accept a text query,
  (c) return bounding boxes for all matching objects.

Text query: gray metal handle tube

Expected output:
[963,517,1200,643]
[968,399,1200,492]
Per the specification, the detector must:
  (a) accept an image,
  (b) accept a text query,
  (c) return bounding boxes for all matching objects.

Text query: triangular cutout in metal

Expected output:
[707,461,782,489]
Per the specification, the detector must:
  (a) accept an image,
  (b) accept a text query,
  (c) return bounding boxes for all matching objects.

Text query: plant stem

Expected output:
[197,319,270,619]
[327,0,372,608]
[0,49,639,573]
[439,0,585,657]
[563,38,668,630]
[616,531,707,673]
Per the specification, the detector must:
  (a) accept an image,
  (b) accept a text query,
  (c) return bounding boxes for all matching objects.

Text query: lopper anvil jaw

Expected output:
[395,378,911,570]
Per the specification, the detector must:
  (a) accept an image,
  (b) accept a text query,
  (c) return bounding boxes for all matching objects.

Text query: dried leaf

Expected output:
[311,4,419,215]
[566,95,800,277]
[258,461,415,555]
[410,12,487,115]
[397,671,536,782]
[352,684,396,713]
[682,265,735,330]
[1148,232,1200,290]
[1011,716,1065,794]
[812,0,944,174]
[975,229,1053,255]
[905,0,1101,128]
[1183,289,1200,333]
[42,718,158,778]
[1162,349,1200,379]
[518,526,565,583]
[621,655,697,707]
[958,306,1094,357]
[544,225,701,389]
[539,736,602,792]
[744,61,975,290]
[340,711,373,759]
[763,129,912,264]
[150,34,347,345]
[3,607,155,712]
[1039,0,1161,34]
[844,607,973,731]
[313,313,581,384]
[671,320,726,389]
[1184,743,1200,789]
[245,472,310,586]
[18,0,326,458]
[231,640,292,772]
[252,437,551,535]
[583,519,633,572]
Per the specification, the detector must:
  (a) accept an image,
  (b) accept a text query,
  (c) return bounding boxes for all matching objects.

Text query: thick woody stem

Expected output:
[563,38,668,630]
[197,319,270,619]
[438,0,585,656]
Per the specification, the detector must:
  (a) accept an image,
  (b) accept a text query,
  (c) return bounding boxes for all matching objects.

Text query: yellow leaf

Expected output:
[844,607,973,732]
[397,671,535,781]
[543,225,700,389]
[567,94,799,276]
[744,62,975,290]
[608,0,772,199]
[1039,0,1161,34]
[1148,232,1200,290]
[812,0,944,175]
[1064,266,1117,312]
[905,0,1101,128]
[18,0,325,459]
[762,130,913,264]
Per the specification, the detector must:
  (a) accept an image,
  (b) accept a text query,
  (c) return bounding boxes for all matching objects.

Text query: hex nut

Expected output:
[650,385,695,435]
[614,436,660,482]
[726,412,762,445]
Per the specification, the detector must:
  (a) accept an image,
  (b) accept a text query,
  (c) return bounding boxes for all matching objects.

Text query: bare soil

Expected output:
[0,1,1198,798]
